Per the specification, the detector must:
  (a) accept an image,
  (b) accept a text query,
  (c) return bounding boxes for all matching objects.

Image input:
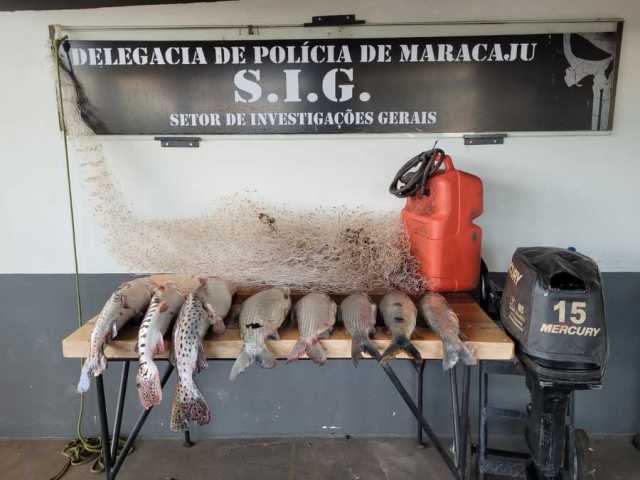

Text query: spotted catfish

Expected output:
[170,278,235,431]
[136,283,185,410]
[379,291,422,365]
[340,293,378,366]
[77,277,157,393]
[230,287,291,380]
[287,292,337,365]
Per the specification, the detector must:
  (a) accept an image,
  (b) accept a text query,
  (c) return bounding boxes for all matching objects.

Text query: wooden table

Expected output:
[62,277,514,480]
[62,291,513,362]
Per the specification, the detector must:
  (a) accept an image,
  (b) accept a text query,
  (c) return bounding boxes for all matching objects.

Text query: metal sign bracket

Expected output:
[304,14,365,27]
[463,133,507,146]
[154,136,201,148]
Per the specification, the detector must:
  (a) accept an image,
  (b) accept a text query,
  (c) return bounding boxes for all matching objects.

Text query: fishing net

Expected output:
[54,38,425,295]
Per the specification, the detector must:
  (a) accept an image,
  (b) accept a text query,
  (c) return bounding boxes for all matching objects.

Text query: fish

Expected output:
[77,277,157,393]
[340,293,378,366]
[230,287,291,380]
[170,277,236,431]
[418,293,477,370]
[287,292,337,365]
[136,283,185,410]
[379,291,422,364]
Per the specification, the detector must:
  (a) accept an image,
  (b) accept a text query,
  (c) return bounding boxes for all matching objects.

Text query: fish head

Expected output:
[325,299,338,328]
[162,282,186,304]
[195,277,235,321]
[276,287,292,311]
[225,280,238,296]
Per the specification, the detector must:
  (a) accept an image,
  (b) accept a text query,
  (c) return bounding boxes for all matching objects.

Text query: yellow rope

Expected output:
[50,31,119,479]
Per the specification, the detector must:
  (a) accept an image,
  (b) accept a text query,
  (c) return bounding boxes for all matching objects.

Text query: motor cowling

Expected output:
[501,247,607,380]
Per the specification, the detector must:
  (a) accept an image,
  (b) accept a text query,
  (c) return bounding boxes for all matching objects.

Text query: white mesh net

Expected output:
[55,40,425,294]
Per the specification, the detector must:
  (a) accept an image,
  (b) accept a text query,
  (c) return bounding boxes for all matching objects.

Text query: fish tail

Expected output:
[351,333,377,367]
[286,340,308,363]
[76,361,92,394]
[440,337,477,370]
[136,361,162,410]
[229,346,255,380]
[257,348,276,369]
[170,379,211,431]
[442,342,460,370]
[306,342,327,365]
[458,339,477,366]
[380,335,422,365]
[76,349,107,393]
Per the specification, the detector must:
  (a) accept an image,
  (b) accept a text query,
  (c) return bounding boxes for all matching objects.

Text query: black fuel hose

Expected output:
[389,148,446,198]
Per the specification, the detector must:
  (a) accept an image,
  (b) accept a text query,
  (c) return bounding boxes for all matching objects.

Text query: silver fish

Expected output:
[379,292,422,364]
[340,293,378,366]
[230,287,291,380]
[136,283,185,410]
[197,277,236,335]
[418,293,476,370]
[170,278,235,431]
[287,292,337,365]
[77,277,157,393]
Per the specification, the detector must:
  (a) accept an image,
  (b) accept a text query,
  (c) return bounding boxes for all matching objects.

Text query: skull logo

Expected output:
[563,33,616,130]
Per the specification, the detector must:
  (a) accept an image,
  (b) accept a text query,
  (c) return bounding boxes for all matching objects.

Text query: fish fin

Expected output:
[458,340,477,366]
[440,338,476,370]
[111,323,119,339]
[205,304,226,335]
[76,351,107,393]
[257,348,276,369]
[352,333,379,366]
[286,340,307,363]
[306,343,327,365]
[229,347,254,380]
[158,301,169,313]
[350,334,365,367]
[318,328,332,339]
[196,343,208,373]
[136,362,162,410]
[120,294,130,309]
[169,345,176,366]
[170,379,211,431]
[380,335,422,365]
[267,330,280,341]
[153,336,167,355]
[76,362,92,394]
[442,342,460,371]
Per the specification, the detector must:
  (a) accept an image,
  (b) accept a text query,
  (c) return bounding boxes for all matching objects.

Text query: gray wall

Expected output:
[1,273,639,439]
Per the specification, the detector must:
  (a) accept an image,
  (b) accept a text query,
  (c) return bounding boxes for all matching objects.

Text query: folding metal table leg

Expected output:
[365,346,460,480]
[111,361,130,459]
[449,367,461,467]
[95,374,112,480]
[183,430,194,448]
[458,365,471,479]
[417,360,426,446]
[478,361,487,480]
[109,363,174,480]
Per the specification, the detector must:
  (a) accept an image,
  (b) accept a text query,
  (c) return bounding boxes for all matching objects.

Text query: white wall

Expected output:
[1,0,639,274]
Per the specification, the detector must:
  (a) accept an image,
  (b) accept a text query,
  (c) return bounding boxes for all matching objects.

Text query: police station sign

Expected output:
[59,30,621,135]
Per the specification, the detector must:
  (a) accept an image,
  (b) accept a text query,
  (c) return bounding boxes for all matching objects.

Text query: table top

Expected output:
[62,276,514,361]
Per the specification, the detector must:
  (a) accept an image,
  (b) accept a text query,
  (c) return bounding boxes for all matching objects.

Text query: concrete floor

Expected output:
[1,436,638,480]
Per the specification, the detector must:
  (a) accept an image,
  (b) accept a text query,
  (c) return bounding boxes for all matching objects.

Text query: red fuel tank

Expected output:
[401,154,483,292]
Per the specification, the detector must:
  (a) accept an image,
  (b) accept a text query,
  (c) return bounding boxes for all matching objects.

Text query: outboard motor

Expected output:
[500,247,608,479]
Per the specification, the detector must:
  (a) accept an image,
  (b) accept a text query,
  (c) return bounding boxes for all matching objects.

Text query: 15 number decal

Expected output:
[553,301,587,324]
